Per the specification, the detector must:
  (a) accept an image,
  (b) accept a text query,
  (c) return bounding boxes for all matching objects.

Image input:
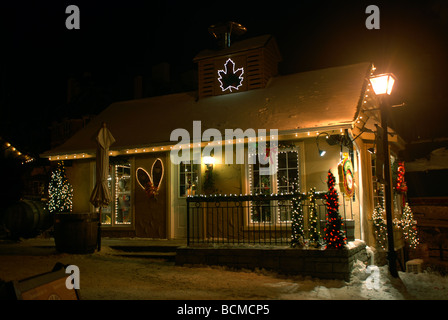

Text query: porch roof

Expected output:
[41,62,373,158]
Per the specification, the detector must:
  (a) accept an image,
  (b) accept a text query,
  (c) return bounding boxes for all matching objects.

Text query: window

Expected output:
[179,161,200,197]
[249,148,300,223]
[101,163,132,226]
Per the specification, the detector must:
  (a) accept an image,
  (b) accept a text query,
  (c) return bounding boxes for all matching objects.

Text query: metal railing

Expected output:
[186,193,329,246]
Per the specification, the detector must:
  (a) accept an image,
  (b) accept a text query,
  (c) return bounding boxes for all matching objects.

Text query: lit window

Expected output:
[179,161,199,197]
[249,148,300,223]
[101,163,132,226]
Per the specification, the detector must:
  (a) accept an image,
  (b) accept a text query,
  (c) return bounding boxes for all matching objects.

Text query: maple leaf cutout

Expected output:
[218,59,244,92]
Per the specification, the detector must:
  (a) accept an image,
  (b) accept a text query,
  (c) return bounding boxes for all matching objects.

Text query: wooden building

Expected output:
[41,33,405,248]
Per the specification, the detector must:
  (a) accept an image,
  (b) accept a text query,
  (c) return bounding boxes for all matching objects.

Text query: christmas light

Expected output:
[47,161,73,213]
[323,170,346,249]
[290,180,304,248]
[217,58,244,92]
[308,187,321,247]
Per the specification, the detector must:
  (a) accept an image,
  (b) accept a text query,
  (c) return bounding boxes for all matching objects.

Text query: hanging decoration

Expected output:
[323,170,347,249]
[136,158,164,199]
[48,161,73,213]
[394,161,408,196]
[338,156,355,198]
[217,58,244,92]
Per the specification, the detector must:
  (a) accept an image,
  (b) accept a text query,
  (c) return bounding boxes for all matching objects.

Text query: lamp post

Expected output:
[369,73,399,278]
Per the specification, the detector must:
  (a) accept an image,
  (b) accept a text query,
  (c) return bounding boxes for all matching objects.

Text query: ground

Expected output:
[1,238,448,300]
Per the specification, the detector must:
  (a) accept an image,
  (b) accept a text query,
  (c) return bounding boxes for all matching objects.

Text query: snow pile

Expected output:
[262,259,448,300]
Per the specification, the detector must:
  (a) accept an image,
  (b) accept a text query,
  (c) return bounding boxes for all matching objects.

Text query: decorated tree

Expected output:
[372,205,388,250]
[48,161,73,213]
[323,170,347,249]
[290,181,304,248]
[308,187,321,247]
[396,203,419,249]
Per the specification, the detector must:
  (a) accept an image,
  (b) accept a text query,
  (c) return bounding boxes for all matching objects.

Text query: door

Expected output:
[171,161,200,239]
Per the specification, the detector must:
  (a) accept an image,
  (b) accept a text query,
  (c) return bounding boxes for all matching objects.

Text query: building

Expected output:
[41,33,405,249]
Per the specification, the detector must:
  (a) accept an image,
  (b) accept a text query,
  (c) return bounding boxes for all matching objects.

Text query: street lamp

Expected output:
[369,73,399,278]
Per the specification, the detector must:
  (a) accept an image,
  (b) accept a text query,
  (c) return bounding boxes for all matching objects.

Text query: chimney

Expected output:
[208,21,247,49]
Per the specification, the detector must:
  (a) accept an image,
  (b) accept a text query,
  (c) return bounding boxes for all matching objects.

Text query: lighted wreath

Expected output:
[338,156,355,198]
[136,158,164,199]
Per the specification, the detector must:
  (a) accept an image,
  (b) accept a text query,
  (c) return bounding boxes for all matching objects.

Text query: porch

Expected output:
[185,193,356,246]
[175,193,367,281]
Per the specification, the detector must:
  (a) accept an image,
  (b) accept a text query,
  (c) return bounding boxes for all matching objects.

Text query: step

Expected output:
[109,245,179,253]
[112,251,177,261]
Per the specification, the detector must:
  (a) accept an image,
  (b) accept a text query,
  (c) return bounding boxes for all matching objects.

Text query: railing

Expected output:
[186,193,328,246]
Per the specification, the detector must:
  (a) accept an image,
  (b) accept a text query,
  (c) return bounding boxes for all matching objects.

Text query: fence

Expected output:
[186,192,330,246]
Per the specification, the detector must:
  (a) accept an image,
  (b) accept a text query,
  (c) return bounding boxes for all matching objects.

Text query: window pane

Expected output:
[179,162,199,197]
[278,153,287,169]
[278,169,288,187]
[101,165,113,225]
[115,164,131,225]
[287,151,298,168]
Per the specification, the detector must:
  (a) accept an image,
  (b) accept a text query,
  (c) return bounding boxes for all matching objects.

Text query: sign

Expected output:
[217,58,244,92]
[338,156,355,197]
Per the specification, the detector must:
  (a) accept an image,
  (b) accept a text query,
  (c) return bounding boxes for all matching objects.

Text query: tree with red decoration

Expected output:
[324,170,347,249]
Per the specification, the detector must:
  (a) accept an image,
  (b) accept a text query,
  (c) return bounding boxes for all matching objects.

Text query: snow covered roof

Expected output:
[406,147,448,172]
[41,62,373,157]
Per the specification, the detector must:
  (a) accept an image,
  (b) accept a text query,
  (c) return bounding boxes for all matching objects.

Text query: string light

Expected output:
[290,179,304,248]
[323,170,347,249]
[47,161,73,213]
[217,58,244,92]
[395,203,419,249]
[373,204,419,250]
[308,187,321,247]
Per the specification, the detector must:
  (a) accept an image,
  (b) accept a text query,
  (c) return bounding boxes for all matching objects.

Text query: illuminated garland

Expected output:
[48,161,73,213]
[323,170,347,249]
[394,161,408,194]
[308,187,321,247]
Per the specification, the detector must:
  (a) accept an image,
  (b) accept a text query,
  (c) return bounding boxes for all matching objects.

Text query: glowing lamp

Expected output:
[202,156,215,165]
[369,73,396,95]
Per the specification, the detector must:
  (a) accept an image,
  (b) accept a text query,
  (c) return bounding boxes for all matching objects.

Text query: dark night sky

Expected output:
[1,0,448,158]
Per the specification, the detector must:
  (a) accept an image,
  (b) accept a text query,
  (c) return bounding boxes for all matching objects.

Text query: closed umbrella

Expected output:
[90,122,115,251]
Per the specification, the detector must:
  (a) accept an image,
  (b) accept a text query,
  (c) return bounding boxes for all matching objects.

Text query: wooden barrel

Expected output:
[54,212,99,254]
[2,200,52,238]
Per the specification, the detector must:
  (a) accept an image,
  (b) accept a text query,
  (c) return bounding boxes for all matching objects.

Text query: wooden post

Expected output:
[380,96,398,278]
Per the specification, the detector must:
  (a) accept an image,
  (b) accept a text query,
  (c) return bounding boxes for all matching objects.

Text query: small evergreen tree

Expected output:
[290,180,304,247]
[308,187,321,247]
[48,161,73,213]
[323,170,346,249]
[372,205,388,250]
[398,202,419,249]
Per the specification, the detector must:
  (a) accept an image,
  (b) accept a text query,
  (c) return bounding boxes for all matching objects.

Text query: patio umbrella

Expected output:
[90,122,115,251]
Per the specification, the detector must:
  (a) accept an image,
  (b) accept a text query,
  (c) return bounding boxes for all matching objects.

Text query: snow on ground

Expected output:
[1,243,448,300]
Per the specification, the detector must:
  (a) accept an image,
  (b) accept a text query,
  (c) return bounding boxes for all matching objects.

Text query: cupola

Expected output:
[194,22,282,99]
